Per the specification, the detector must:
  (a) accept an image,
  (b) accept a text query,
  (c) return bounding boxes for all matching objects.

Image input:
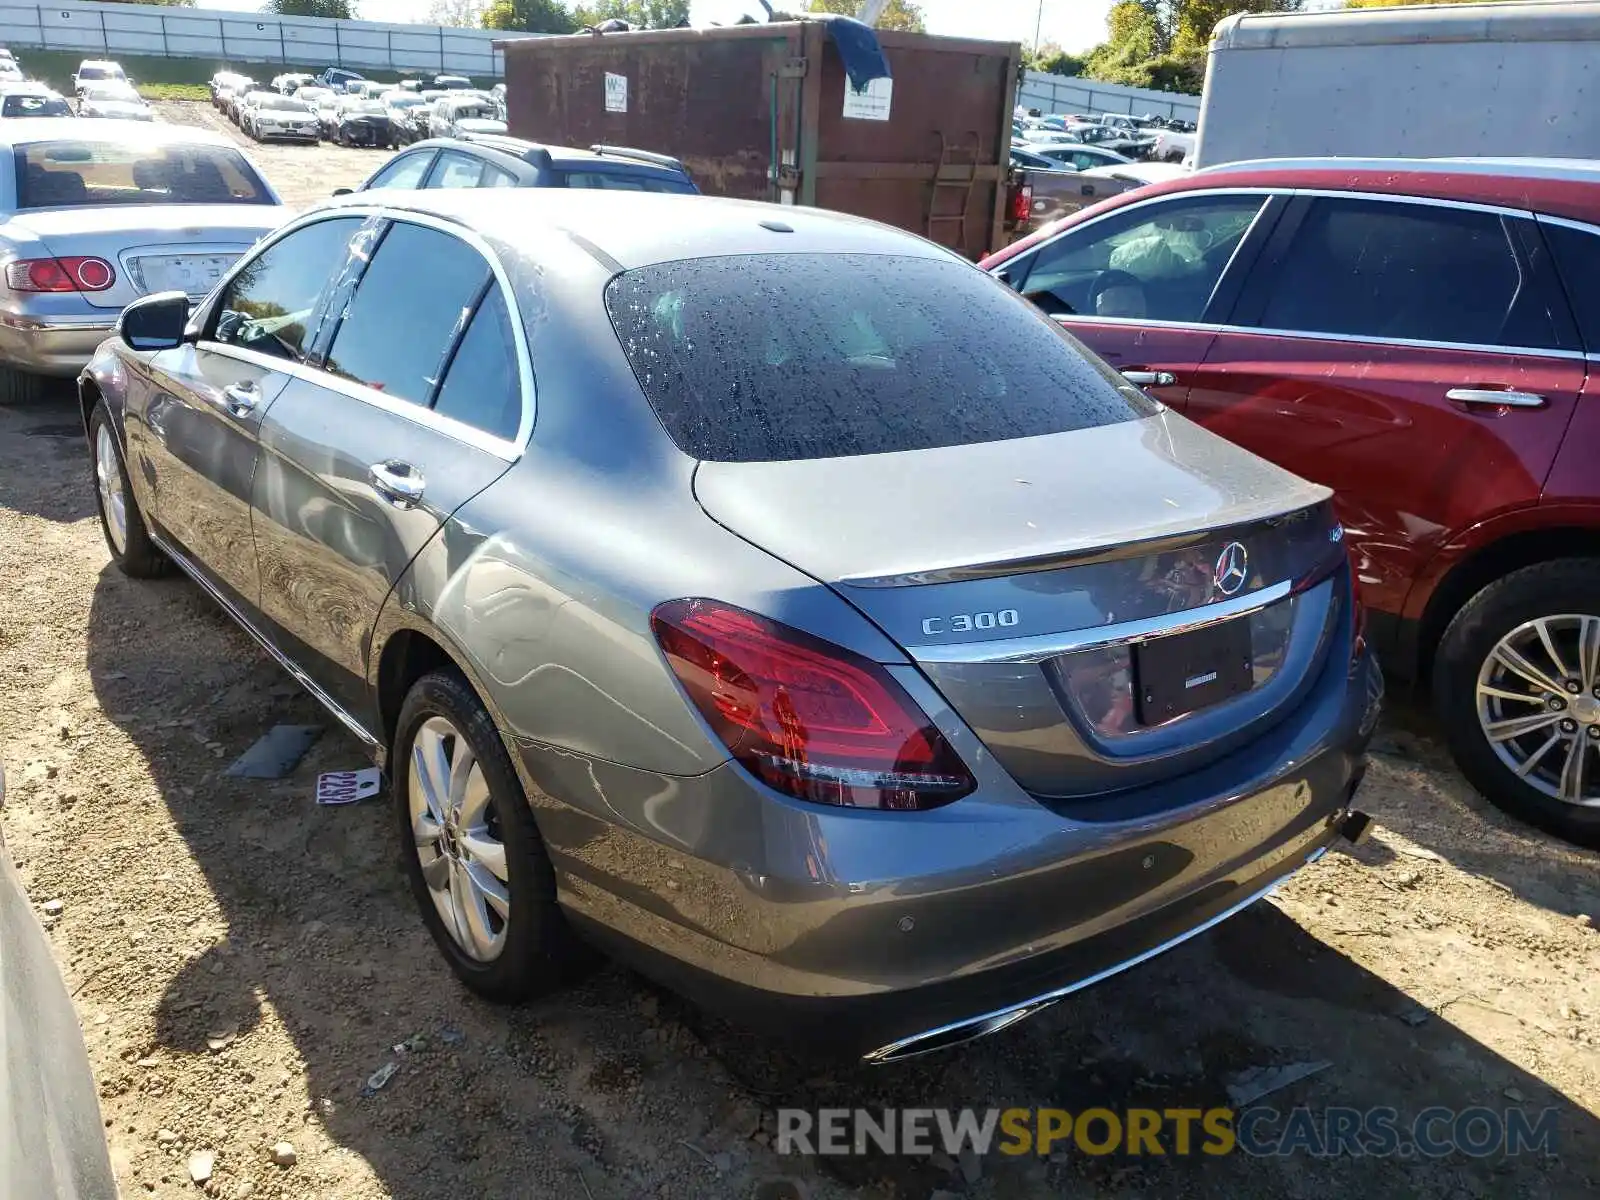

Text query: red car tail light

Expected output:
[1009,181,1034,224]
[5,256,116,293]
[651,599,975,810]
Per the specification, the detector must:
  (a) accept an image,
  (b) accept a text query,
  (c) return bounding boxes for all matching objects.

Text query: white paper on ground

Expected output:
[316,767,382,806]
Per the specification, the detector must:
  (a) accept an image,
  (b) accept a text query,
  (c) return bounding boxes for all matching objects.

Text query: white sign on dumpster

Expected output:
[604,72,628,113]
[843,76,892,121]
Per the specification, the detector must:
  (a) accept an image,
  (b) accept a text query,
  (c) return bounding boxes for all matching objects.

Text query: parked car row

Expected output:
[0,80,1584,1080]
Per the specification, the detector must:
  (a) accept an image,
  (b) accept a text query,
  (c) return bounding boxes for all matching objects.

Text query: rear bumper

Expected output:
[0,310,116,376]
[526,643,1383,1060]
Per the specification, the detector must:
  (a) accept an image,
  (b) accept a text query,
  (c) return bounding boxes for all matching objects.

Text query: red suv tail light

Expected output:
[651,599,975,810]
[1009,181,1034,223]
[5,256,116,293]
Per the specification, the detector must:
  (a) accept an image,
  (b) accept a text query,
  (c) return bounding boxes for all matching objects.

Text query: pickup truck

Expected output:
[1002,158,1192,244]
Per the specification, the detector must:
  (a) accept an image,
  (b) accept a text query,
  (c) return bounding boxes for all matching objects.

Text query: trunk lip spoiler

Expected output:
[836,503,1332,589]
[909,578,1293,665]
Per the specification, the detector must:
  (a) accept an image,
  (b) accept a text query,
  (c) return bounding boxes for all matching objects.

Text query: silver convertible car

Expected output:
[0,118,283,402]
[81,190,1380,1062]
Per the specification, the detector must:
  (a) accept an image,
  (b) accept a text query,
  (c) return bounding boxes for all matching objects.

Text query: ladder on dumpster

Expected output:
[927,131,982,252]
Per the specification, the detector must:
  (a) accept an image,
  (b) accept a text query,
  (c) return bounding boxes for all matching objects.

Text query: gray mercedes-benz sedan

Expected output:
[80,189,1379,1062]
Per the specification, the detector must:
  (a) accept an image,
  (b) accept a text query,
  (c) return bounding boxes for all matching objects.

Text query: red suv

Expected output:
[983,158,1600,846]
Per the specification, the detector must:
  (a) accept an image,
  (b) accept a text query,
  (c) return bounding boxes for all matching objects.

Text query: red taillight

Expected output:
[5,256,116,293]
[651,599,975,810]
[1009,182,1034,223]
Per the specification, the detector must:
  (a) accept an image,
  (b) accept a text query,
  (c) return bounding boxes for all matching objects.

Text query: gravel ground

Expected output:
[0,102,1596,1200]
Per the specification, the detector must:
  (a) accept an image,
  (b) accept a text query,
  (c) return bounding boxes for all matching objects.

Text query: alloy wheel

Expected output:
[408,716,511,960]
[1476,614,1600,807]
[94,424,127,555]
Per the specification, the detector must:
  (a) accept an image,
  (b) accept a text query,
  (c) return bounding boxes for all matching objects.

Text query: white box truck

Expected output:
[1194,1,1600,168]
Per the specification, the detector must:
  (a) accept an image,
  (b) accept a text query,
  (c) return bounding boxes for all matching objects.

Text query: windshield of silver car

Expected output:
[15,141,273,207]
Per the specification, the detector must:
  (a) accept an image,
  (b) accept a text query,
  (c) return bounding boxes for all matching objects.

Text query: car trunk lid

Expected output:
[7,204,282,309]
[695,414,1348,800]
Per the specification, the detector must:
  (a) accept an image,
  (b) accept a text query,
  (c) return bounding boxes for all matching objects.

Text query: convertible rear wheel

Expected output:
[1434,559,1600,847]
[394,670,591,1000]
[88,401,169,578]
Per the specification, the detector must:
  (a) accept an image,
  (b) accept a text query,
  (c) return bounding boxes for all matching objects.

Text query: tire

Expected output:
[0,363,45,405]
[88,400,169,579]
[393,669,593,1001]
[1433,558,1600,847]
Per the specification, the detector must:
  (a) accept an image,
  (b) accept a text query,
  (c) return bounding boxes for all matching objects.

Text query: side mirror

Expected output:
[332,186,353,197]
[119,291,189,352]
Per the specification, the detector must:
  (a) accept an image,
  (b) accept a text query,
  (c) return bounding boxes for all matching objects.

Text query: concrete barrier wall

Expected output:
[0,0,542,77]
[1018,70,1199,123]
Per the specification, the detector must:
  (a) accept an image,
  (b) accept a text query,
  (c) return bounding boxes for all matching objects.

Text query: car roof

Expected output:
[410,134,690,177]
[0,82,56,95]
[0,117,234,149]
[315,188,951,271]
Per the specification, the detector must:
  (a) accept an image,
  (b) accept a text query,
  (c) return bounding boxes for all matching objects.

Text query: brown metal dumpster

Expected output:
[497,22,1021,259]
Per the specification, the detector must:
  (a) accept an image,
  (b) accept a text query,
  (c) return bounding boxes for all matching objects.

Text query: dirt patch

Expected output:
[0,104,1595,1200]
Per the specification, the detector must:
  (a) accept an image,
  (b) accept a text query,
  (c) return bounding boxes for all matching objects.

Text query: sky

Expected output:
[196,0,1121,54]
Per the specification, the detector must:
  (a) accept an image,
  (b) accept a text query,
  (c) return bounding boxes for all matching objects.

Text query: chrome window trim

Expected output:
[910,579,1292,665]
[1019,185,1587,361]
[1051,314,1590,362]
[148,528,383,752]
[198,203,536,459]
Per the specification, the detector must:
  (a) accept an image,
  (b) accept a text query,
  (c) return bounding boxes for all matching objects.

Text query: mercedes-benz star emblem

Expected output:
[1213,542,1249,597]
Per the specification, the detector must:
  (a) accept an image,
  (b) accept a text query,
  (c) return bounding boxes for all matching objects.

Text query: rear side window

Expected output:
[605,252,1155,464]
[323,220,491,405]
[1540,220,1600,353]
[558,169,696,194]
[432,286,520,440]
[1248,197,1565,350]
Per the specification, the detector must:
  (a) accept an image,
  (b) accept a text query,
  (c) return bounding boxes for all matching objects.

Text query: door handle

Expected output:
[221,381,259,417]
[1122,370,1177,387]
[1445,388,1546,410]
[369,460,425,509]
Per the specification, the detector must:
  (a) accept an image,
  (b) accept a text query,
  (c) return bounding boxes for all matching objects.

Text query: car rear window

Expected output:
[15,141,273,208]
[605,252,1155,463]
[3,94,69,118]
[559,169,696,194]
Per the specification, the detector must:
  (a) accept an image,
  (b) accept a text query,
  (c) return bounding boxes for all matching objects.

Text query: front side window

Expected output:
[1249,197,1564,349]
[606,252,1155,463]
[323,221,492,405]
[366,151,433,190]
[14,141,273,208]
[427,151,485,189]
[210,217,363,362]
[1020,193,1263,322]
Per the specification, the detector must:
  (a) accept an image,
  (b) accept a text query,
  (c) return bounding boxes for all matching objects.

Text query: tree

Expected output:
[1024,41,1083,77]
[263,0,354,16]
[481,0,578,32]
[572,0,690,28]
[428,0,490,25]
[807,0,925,33]
[1081,0,1298,94]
